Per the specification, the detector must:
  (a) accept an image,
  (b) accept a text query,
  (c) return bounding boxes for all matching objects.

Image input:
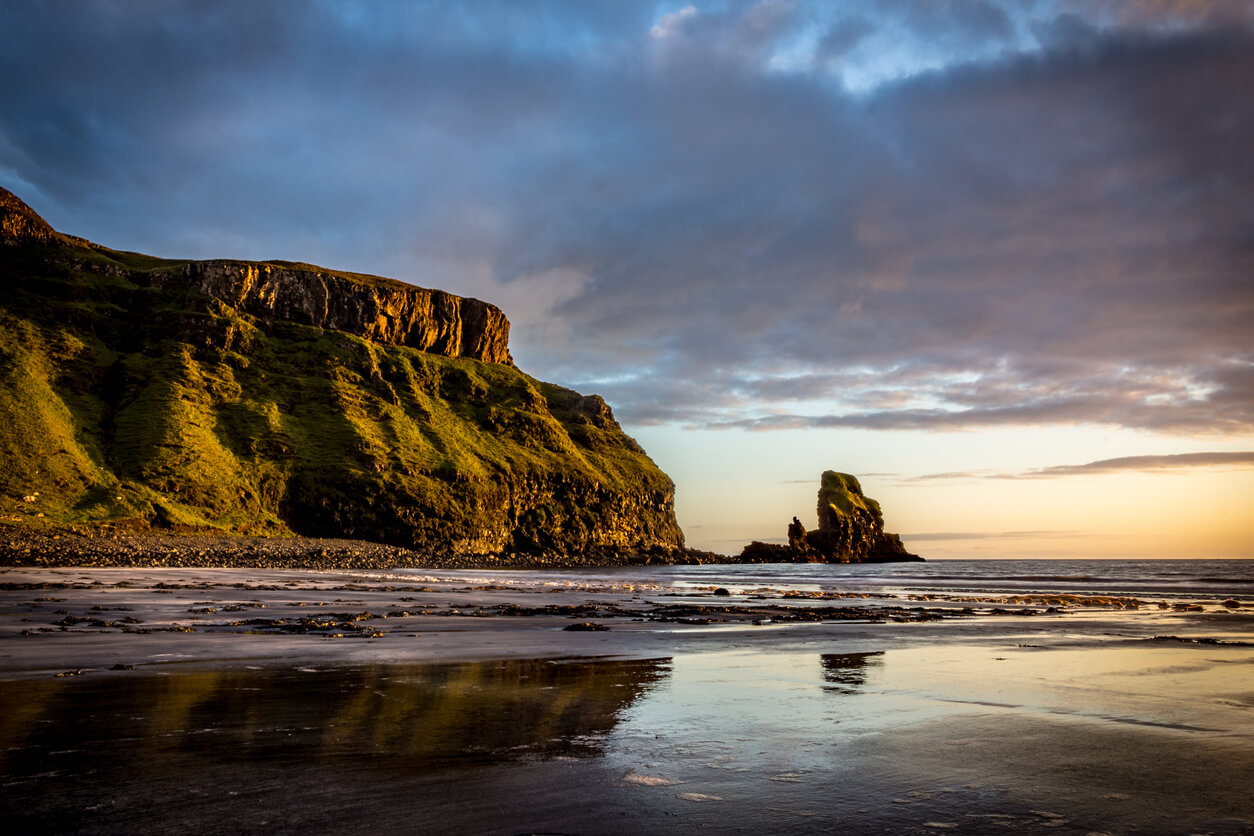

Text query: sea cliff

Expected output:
[0,188,684,562]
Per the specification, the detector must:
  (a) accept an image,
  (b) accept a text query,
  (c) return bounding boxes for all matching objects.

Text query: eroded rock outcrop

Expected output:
[739,471,922,563]
[1,188,57,246]
[180,261,511,364]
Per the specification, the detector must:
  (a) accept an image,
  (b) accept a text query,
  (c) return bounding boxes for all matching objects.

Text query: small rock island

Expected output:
[739,471,923,563]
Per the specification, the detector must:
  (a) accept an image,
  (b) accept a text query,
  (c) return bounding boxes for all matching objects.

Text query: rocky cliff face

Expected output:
[179,261,512,365]
[1,189,511,366]
[806,471,917,562]
[1,188,57,246]
[0,188,683,560]
[739,471,921,563]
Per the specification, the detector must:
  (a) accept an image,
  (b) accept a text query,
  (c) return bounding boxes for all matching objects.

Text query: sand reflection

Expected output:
[0,657,671,781]
[819,651,884,694]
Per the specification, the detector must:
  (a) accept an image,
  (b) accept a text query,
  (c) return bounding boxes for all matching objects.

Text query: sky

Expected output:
[2,0,1251,558]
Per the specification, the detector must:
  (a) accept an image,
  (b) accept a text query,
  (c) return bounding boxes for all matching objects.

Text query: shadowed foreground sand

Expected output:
[1,566,1252,835]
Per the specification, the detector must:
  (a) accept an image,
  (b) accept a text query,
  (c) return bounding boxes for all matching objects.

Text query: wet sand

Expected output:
[2,566,1252,834]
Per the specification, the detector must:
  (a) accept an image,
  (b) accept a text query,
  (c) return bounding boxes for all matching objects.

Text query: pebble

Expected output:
[0,530,710,570]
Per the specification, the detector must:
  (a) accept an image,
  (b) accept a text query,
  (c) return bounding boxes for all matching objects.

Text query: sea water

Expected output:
[393,557,1254,603]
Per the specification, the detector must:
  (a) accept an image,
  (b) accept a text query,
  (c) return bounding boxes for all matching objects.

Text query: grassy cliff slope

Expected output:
[0,189,684,558]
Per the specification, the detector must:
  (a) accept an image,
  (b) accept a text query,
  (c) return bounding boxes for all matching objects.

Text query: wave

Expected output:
[875,574,1103,583]
[667,560,1254,601]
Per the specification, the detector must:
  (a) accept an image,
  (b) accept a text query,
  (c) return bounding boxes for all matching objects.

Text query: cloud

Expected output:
[651,6,699,40]
[1023,451,1254,477]
[1066,0,1254,29]
[812,17,874,68]
[910,451,1254,481]
[0,1,1250,438]
[901,530,1092,541]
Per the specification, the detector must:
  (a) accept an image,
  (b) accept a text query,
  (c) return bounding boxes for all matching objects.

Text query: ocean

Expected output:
[394,557,1254,604]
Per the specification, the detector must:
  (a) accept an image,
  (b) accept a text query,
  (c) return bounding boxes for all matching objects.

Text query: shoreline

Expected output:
[0,563,987,679]
[2,564,1252,833]
[0,528,927,570]
[2,562,1249,678]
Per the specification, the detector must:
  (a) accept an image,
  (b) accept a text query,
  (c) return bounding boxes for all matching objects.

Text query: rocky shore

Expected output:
[0,528,723,570]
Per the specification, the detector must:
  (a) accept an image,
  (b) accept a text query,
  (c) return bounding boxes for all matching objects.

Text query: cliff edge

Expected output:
[2,188,510,365]
[177,261,511,365]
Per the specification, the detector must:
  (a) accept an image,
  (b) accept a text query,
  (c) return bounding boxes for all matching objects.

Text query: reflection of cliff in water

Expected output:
[819,651,884,694]
[0,657,671,784]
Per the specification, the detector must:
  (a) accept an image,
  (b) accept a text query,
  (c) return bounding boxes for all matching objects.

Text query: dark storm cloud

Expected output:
[812,17,875,68]
[1,1,1250,434]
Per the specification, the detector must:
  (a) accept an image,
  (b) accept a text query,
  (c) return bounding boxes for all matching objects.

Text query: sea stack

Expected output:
[740,471,922,563]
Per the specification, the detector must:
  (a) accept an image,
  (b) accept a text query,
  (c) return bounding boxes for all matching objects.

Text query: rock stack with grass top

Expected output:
[738,471,922,563]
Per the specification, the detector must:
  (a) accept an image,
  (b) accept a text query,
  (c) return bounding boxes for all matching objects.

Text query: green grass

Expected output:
[819,470,882,519]
[0,238,681,553]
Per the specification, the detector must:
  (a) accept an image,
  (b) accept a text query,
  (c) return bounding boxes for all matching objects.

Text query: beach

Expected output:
[4,2,1251,833]
[2,559,1253,834]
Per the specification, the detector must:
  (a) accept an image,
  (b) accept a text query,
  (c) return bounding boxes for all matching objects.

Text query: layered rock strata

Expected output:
[178,261,511,364]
